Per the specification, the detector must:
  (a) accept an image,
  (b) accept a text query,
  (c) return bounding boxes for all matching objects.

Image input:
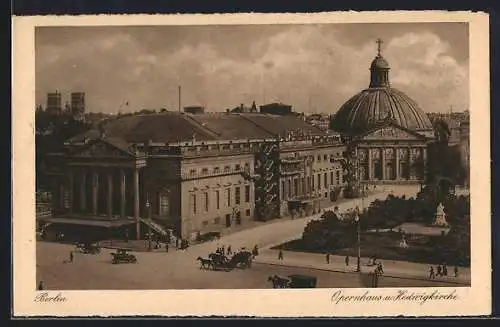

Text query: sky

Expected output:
[35,23,469,114]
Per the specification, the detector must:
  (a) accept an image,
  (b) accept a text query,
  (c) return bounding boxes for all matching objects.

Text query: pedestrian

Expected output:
[69,250,74,263]
[175,238,179,249]
[124,230,129,243]
[454,266,459,278]
[222,245,226,255]
[227,245,232,256]
[326,253,330,264]
[165,242,169,253]
[378,262,384,274]
[278,249,284,260]
[429,266,435,279]
[155,239,160,249]
[436,265,442,277]
[345,255,349,267]
[37,280,44,291]
[442,264,448,276]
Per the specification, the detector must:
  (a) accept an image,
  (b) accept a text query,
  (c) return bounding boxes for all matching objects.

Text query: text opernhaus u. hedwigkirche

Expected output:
[41,40,469,241]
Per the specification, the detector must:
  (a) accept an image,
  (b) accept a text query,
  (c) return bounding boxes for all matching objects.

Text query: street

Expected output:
[37,240,456,290]
[36,185,447,290]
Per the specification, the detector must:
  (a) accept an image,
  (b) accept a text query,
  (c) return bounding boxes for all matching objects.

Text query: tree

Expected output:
[341,141,360,198]
[425,119,467,199]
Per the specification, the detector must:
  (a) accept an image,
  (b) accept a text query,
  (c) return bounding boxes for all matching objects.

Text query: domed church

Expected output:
[330,39,434,183]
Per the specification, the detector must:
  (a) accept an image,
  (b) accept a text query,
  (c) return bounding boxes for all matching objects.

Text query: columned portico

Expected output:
[358,144,428,183]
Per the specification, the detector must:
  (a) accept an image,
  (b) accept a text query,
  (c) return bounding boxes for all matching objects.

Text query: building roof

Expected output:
[68,111,329,145]
[331,87,433,135]
[331,43,433,135]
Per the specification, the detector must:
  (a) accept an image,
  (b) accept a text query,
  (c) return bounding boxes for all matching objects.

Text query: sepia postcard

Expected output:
[12,11,491,317]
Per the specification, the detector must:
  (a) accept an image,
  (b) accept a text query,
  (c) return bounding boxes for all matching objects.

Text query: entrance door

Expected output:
[225,214,231,227]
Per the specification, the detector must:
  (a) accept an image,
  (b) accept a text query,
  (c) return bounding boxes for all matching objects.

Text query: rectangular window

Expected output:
[324,173,328,188]
[191,194,197,214]
[159,192,169,216]
[336,170,341,184]
[226,188,231,207]
[245,185,250,203]
[281,181,285,200]
[235,164,241,171]
[204,192,209,212]
[311,175,314,190]
[317,174,321,189]
[201,168,209,175]
[215,190,220,210]
[214,217,220,224]
[224,165,230,172]
[235,187,241,205]
[330,171,334,185]
[246,209,251,217]
[214,167,220,174]
[189,169,196,176]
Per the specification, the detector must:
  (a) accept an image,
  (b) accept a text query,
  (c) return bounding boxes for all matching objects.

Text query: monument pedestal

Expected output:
[433,202,449,227]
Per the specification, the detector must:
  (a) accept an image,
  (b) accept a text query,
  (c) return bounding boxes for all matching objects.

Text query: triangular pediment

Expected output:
[72,138,133,158]
[360,124,428,141]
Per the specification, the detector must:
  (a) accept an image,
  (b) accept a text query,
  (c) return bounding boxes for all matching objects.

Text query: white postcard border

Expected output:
[12,11,491,317]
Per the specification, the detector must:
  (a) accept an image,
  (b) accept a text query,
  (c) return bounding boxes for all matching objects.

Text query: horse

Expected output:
[196,257,213,270]
[268,275,290,288]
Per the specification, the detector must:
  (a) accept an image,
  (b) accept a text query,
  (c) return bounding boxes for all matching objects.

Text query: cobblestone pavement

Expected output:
[36,241,456,290]
[254,249,470,286]
[37,185,451,290]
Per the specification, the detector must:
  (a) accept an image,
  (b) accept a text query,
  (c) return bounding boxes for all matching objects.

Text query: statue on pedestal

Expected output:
[433,202,449,227]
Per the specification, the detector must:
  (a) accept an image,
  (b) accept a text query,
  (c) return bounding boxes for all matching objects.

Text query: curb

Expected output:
[254,259,469,286]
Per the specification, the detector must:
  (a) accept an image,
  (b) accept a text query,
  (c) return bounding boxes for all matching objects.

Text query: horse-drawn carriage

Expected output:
[76,242,101,255]
[197,251,253,271]
[268,274,317,288]
[111,248,137,264]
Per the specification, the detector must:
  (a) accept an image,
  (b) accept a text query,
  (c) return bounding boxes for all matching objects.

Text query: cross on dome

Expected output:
[376,38,383,56]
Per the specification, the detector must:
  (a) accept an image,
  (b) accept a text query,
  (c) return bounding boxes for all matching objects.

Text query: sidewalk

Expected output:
[254,248,471,285]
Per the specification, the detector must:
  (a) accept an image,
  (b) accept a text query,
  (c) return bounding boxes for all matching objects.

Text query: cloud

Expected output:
[36,26,468,114]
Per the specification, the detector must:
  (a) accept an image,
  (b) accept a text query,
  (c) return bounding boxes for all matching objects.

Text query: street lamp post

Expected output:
[354,208,361,272]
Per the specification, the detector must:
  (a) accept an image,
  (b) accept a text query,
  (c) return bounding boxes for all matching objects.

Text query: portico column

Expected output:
[107,172,113,217]
[395,148,400,180]
[120,169,126,218]
[422,147,428,180]
[381,148,386,180]
[368,148,373,181]
[134,168,141,240]
[92,171,98,216]
[59,183,65,212]
[69,171,74,214]
[80,172,86,212]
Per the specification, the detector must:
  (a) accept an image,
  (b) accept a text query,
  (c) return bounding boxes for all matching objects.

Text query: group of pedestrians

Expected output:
[429,264,459,279]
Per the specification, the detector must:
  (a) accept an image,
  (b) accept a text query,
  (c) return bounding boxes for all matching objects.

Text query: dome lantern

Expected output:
[369,38,391,88]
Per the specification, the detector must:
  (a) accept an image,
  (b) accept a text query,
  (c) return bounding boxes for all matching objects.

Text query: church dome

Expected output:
[331,39,433,135]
